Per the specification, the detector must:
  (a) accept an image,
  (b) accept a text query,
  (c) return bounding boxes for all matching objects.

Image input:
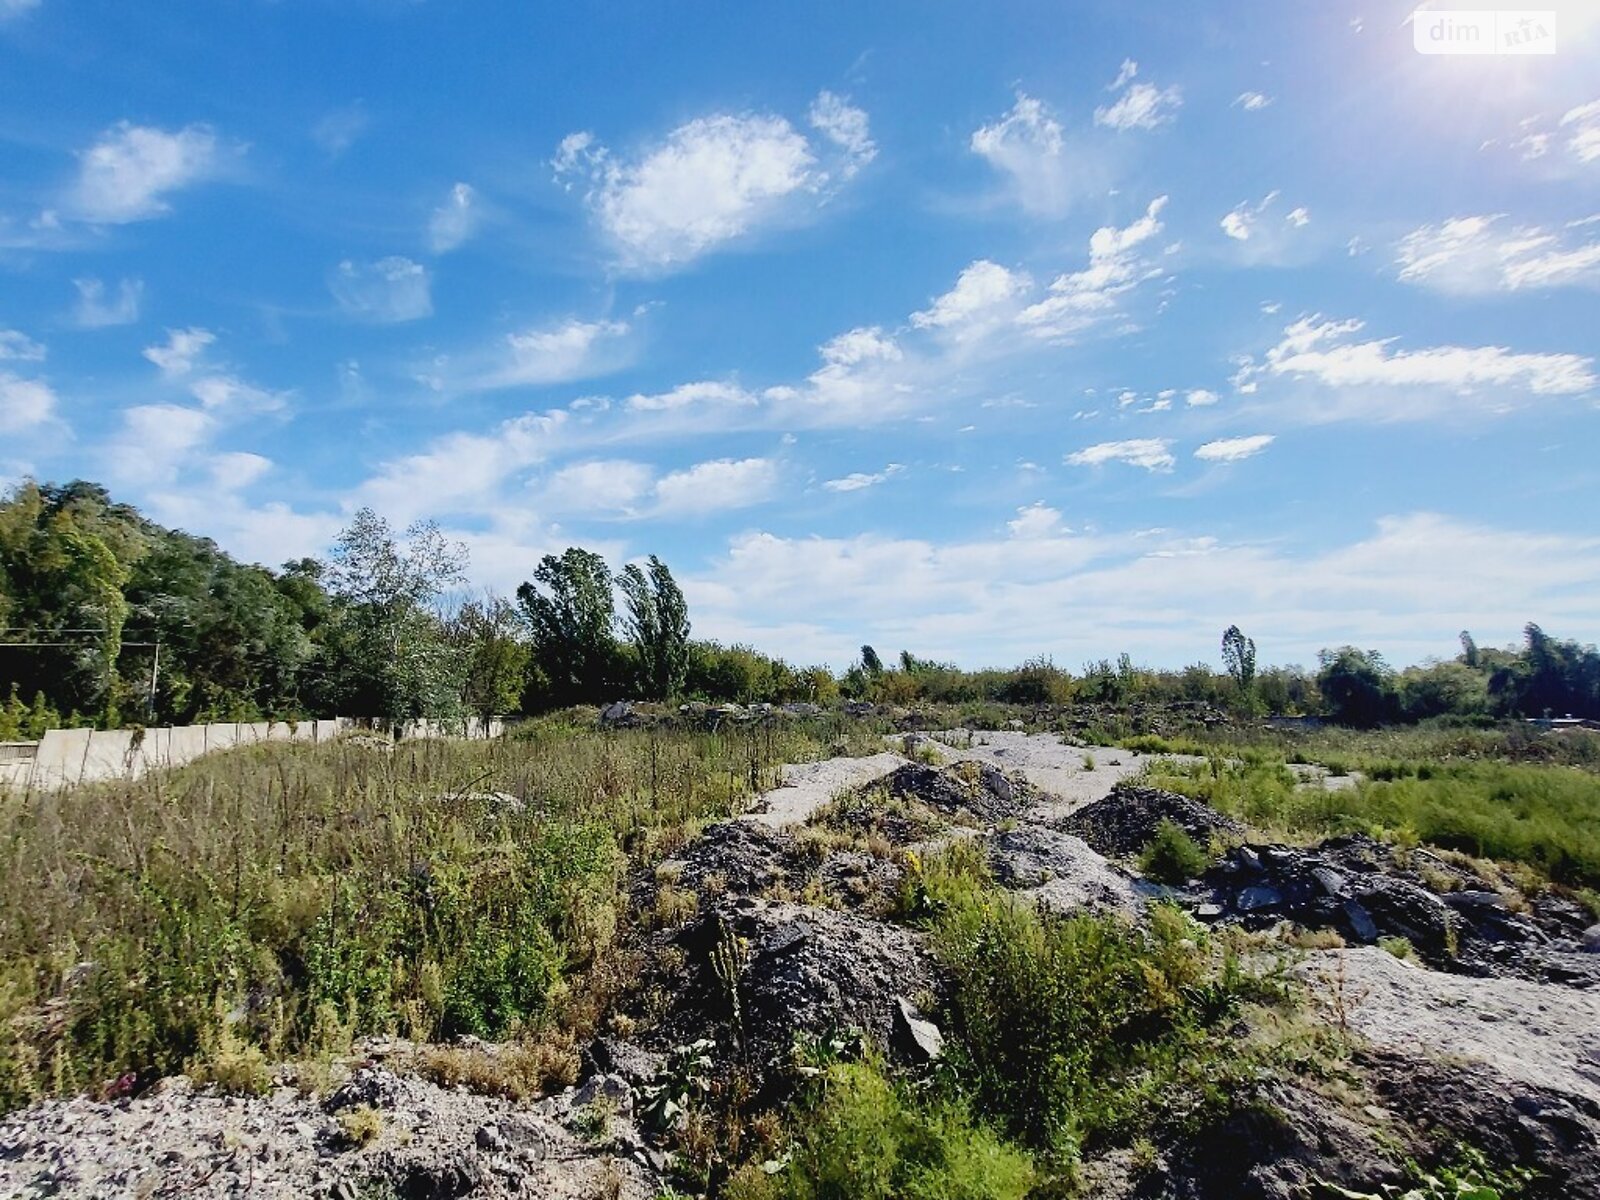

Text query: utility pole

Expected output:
[148,635,160,721]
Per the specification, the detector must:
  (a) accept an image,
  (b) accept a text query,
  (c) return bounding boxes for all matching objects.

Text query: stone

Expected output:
[1582,924,1600,953]
[893,997,945,1063]
[1238,885,1283,913]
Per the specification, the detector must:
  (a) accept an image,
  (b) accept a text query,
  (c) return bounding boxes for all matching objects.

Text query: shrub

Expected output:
[934,898,1272,1165]
[1139,820,1212,884]
[758,1059,1035,1200]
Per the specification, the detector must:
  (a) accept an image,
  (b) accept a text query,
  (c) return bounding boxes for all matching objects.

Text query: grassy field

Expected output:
[1118,723,1600,894]
[0,716,881,1110]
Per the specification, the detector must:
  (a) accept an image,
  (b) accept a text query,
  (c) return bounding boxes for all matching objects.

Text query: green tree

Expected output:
[617,556,691,700]
[1316,647,1395,728]
[325,509,467,720]
[1220,624,1257,700]
[447,594,531,721]
[517,548,620,707]
[860,644,884,676]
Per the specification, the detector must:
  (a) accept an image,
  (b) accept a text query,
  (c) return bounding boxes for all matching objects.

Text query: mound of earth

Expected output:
[654,817,902,912]
[879,760,1034,824]
[984,824,1146,917]
[1059,783,1244,858]
[643,898,943,1088]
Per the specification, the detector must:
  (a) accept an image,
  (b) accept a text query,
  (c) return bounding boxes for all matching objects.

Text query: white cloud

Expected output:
[1560,98,1600,163]
[357,410,568,527]
[556,112,826,270]
[0,0,41,20]
[625,379,756,412]
[824,464,903,493]
[1095,63,1182,132]
[428,182,479,254]
[0,330,46,362]
[1234,91,1272,111]
[1286,206,1311,227]
[1240,315,1596,417]
[653,456,778,515]
[188,374,287,414]
[330,257,432,323]
[1018,195,1167,338]
[72,277,143,328]
[1007,501,1063,538]
[72,122,225,223]
[0,373,56,432]
[1066,438,1175,471]
[541,458,655,513]
[1395,214,1600,293]
[209,451,272,490]
[1220,190,1283,240]
[970,93,1085,216]
[311,104,368,157]
[469,318,631,390]
[1195,434,1275,462]
[912,260,1031,333]
[808,91,876,175]
[143,327,216,377]
[819,326,902,366]
[1186,388,1219,407]
[682,513,1600,670]
[114,403,215,483]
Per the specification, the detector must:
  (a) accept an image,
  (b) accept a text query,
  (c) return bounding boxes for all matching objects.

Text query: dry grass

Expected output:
[0,720,857,1110]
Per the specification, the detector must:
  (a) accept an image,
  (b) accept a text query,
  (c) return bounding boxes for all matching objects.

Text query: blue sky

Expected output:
[2,0,1598,670]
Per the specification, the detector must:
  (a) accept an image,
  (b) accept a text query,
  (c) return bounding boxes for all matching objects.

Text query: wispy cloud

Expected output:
[70,122,231,223]
[554,94,872,271]
[329,257,432,323]
[427,182,479,254]
[1195,434,1275,462]
[1236,315,1596,419]
[1094,60,1182,131]
[72,277,143,328]
[1396,214,1600,293]
[1066,438,1175,471]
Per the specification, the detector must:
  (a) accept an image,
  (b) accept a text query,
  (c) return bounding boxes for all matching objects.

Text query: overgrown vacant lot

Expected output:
[0,717,878,1109]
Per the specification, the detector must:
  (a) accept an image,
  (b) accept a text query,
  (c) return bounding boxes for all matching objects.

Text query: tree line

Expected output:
[1,480,1596,733]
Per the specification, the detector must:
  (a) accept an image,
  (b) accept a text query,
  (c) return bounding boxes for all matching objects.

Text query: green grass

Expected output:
[0,719,874,1111]
[1143,753,1600,888]
[903,843,1285,1173]
[728,1059,1036,1200]
[1139,820,1214,884]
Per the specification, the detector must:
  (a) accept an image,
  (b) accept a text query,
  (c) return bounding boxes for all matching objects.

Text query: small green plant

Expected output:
[758,1058,1036,1200]
[1138,820,1212,885]
[1378,936,1416,962]
[639,1039,715,1132]
[336,1103,385,1148]
[1081,753,1096,771]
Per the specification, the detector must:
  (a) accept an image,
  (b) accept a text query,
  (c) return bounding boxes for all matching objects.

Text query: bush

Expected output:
[748,1060,1035,1200]
[1139,820,1212,884]
[933,896,1272,1166]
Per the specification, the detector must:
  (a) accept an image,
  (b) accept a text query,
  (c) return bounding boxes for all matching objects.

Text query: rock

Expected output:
[573,1073,633,1120]
[1580,924,1600,952]
[892,998,945,1063]
[1342,900,1380,944]
[1238,885,1283,913]
[585,1038,664,1088]
[599,701,636,727]
[323,1064,412,1113]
